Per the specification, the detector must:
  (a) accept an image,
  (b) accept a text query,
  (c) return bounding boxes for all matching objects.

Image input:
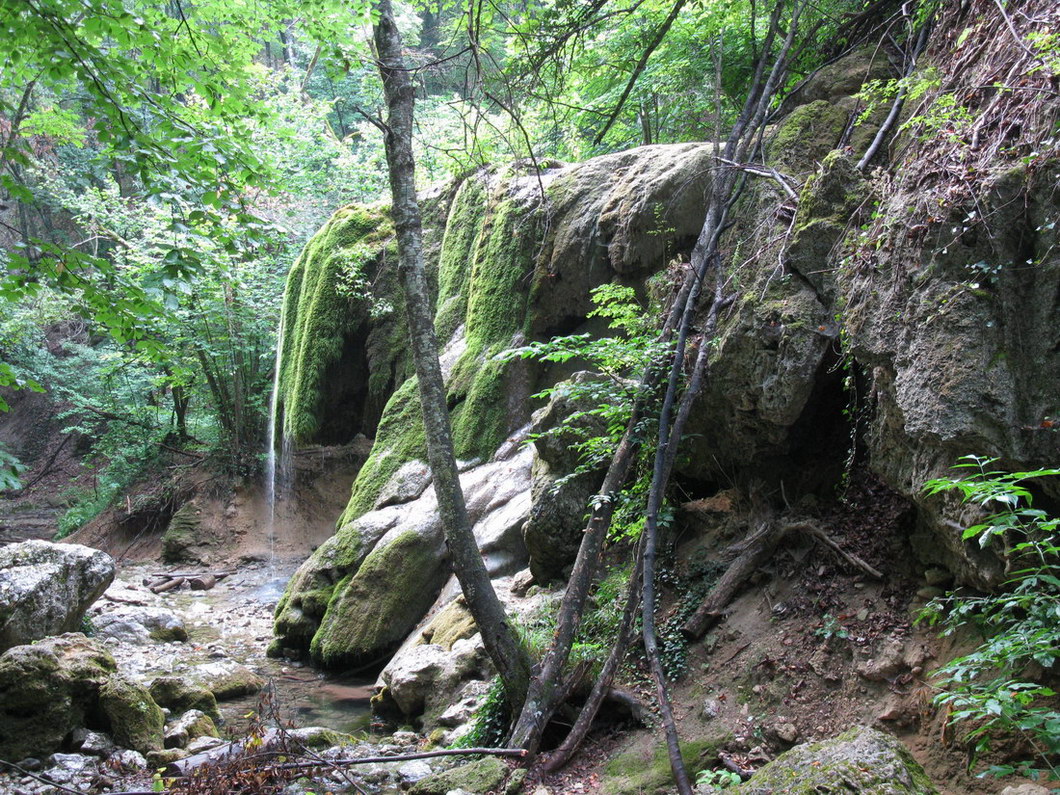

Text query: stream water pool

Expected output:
[98,561,377,740]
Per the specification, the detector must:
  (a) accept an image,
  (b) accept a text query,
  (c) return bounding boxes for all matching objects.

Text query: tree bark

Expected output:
[370,0,532,710]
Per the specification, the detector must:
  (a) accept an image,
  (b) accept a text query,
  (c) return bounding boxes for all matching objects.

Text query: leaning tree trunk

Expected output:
[371,0,532,709]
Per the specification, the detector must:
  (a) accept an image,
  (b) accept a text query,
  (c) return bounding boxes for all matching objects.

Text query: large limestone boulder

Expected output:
[0,540,114,652]
[0,633,163,760]
[276,439,532,668]
[378,635,490,720]
[734,726,938,794]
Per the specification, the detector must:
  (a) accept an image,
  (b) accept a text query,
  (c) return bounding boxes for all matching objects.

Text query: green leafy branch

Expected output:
[919,455,1060,780]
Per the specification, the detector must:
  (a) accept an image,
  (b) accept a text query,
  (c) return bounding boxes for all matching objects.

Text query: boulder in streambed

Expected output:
[733,726,938,794]
[188,660,266,700]
[91,604,188,644]
[408,756,509,795]
[149,676,222,724]
[0,540,114,652]
[0,633,164,760]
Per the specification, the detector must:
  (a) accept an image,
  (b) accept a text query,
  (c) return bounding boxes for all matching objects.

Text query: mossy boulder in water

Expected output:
[310,528,447,668]
[734,726,938,794]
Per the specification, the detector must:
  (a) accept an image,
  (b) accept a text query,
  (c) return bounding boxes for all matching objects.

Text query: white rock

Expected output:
[92,606,187,645]
[110,750,147,770]
[398,759,434,784]
[0,541,114,651]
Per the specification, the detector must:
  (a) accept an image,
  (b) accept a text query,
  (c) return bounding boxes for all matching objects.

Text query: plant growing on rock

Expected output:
[919,455,1060,780]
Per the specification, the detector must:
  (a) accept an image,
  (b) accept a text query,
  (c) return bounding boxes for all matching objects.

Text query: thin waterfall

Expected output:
[264,306,290,571]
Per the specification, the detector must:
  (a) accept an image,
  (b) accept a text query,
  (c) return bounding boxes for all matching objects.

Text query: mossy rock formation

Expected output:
[408,756,509,795]
[98,674,165,754]
[0,634,165,760]
[734,726,938,794]
[602,734,730,794]
[273,145,723,667]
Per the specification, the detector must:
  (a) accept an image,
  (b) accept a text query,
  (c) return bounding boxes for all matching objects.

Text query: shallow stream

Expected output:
[95,560,376,739]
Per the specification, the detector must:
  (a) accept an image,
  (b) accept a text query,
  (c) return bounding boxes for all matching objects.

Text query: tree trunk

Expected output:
[370,0,532,711]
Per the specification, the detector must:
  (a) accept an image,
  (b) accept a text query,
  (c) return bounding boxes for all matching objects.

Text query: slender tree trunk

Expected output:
[371,0,533,711]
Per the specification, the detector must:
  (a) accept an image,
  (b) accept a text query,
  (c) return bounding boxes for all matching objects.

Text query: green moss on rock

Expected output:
[733,726,938,794]
[408,756,509,795]
[309,529,448,668]
[420,600,477,650]
[769,100,849,173]
[336,172,540,521]
[162,502,205,564]
[148,676,222,725]
[435,177,488,341]
[603,735,730,795]
[99,675,165,754]
[340,377,428,524]
[278,204,395,444]
[0,634,117,760]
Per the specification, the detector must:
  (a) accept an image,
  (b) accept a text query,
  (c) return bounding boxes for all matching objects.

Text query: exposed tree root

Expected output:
[682,516,882,639]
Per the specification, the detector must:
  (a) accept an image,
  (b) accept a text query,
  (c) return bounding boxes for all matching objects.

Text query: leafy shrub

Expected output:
[450,676,509,748]
[919,455,1060,780]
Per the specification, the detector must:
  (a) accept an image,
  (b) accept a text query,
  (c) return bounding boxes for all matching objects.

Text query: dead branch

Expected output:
[149,577,185,594]
[682,514,786,639]
[149,570,233,579]
[17,434,71,491]
[101,593,147,606]
[715,156,799,200]
[856,6,933,171]
[719,750,755,779]
[166,739,527,778]
[792,520,884,579]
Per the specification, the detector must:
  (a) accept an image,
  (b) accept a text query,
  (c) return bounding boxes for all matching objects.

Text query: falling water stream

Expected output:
[250,312,374,737]
[264,312,289,575]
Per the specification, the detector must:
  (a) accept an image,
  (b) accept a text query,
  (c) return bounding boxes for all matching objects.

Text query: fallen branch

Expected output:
[149,577,185,594]
[101,593,148,606]
[682,511,785,640]
[682,515,883,639]
[18,434,71,491]
[715,156,799,200]
[795,521,883,579]
[149,570,234,579]
[165,737,527,778]
[543,541,645,773]
[719,750,755,780]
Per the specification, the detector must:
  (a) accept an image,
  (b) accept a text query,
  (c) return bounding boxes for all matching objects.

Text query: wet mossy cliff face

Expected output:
[270,42,1058,668]
[271,144,720,667]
